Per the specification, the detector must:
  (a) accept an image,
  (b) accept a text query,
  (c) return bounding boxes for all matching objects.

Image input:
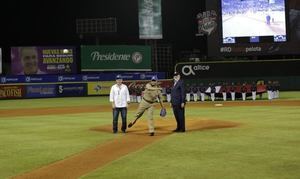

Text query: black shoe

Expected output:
[172,129,179,132]
[149,132,154,136]
[128,122,133,128]
[113,131,117,134]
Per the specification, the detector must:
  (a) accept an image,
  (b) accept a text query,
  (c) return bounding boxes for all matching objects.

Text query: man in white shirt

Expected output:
[109,75,130,133]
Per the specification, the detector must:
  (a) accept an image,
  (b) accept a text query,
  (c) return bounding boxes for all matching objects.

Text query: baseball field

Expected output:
[1,92,300,179]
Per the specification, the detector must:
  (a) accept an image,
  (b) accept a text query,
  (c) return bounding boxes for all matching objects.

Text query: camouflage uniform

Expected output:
[132,82,163,134]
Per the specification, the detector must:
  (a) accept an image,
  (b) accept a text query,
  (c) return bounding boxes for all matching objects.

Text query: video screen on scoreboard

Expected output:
[221,0,287,44]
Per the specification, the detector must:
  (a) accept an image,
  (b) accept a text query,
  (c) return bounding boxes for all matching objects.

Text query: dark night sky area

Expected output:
[1,0,206,60]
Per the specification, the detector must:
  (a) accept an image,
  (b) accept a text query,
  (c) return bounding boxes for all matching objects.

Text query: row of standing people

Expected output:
[166,81,280,102]
[166,83,257,102]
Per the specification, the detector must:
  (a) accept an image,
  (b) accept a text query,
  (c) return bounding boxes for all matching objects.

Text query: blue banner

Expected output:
[0,72,166,84]
[57,83,87,97]
[26,84,57,98]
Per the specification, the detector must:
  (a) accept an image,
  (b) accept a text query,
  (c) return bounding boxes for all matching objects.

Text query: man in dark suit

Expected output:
[171,72,186,132]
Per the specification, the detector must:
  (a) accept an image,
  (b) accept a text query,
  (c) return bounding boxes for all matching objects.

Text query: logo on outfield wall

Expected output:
[132,52,143,64]
[1,77,6,83]
[25,77,31,82]
[196,10,217,36]
[181,65,210,76]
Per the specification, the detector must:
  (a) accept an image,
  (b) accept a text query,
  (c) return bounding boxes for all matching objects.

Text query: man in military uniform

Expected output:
[128,76,164,136]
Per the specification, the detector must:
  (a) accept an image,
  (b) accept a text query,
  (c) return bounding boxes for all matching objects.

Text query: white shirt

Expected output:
[109,84,130,108]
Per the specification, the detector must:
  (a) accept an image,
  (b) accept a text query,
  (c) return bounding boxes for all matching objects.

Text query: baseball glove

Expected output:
[160,108,167,117]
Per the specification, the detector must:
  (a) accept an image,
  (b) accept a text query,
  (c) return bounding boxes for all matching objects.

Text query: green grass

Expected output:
[82,105,300,179]
[0,112,118,179]
[0,96,109,109]
[1,92,300,179]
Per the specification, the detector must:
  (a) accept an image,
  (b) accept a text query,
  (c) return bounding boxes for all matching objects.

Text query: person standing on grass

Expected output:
[251,82,257,100]
[171,72,186,132]
[241,83,247,101]
[109,75,130,134]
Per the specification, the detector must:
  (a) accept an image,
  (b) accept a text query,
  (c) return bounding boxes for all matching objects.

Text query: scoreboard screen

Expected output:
[221,0,287,44]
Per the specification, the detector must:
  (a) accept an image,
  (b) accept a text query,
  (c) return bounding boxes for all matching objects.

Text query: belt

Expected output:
[143,97,154,104]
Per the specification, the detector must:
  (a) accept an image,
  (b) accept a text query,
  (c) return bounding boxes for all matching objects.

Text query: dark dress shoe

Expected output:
[128,122,133,128]
[149,132,154,136]
[173,129,179,132]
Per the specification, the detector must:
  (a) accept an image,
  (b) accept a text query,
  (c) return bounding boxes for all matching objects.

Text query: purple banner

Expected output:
[11,46,77,75]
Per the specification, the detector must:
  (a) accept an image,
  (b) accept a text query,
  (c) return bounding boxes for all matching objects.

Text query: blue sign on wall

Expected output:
[26,84,57,98]
[0,72,166,84]
[57,83,87,97]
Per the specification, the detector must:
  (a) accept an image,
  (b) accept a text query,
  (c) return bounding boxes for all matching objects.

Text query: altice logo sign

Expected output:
[181,64,210,76]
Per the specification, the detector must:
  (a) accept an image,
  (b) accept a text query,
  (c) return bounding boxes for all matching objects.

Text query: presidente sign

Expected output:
[81,45,151,71]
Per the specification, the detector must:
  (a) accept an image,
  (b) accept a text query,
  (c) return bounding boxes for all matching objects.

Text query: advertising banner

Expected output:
[26,84,57,98]
[81,45,151,71]
[175,60,300,79]
[11,46,77,75]
[0,72,165,84]
[57,83,87,97]
[138,0,163,39]
[87,81,115,95]
[0,85,24,99]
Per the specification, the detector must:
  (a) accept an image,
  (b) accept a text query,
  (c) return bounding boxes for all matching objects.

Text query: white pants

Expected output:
[167,94,171,102]
[197,91,201,100]
[242,92,246,101]
[193,94,198,102]
[133,95,137,102]
[186,93,191,102]
[200,93,205,101]
[211,93,215,101]
[130,95,133,102]
[272,91,277,99]
[275,90,279,98]
[137,96,142,103]
[231,92,235,101]
[222,92,227,101]
[252,91,256,100]
[267,90,273,100]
